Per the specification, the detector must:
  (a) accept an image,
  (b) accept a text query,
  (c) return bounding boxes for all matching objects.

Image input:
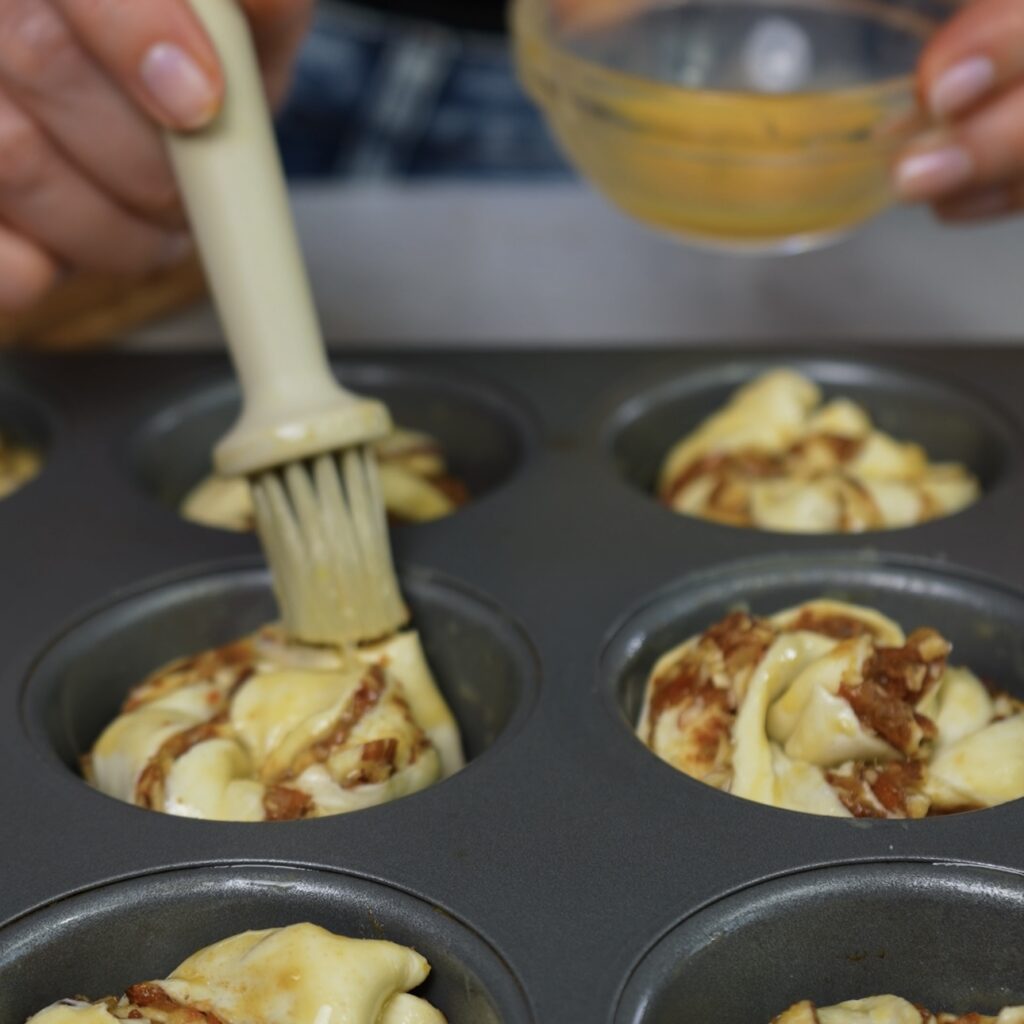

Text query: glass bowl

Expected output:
[513,0,952,253]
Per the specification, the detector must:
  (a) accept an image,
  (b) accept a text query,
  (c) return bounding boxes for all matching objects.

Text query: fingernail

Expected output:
[929,56,996,119]
[158,232,193,268]
[894,144,974,201]
[140,43,218,129]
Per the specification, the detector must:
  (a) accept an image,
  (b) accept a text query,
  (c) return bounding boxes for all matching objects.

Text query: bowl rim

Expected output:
[513,0,953,107]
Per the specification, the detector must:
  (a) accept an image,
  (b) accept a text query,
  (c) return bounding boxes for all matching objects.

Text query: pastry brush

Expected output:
[163,0,407,646]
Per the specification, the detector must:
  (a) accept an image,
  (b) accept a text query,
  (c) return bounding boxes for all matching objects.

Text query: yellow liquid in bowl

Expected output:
[516,0,933,250]
[552,89,899,248]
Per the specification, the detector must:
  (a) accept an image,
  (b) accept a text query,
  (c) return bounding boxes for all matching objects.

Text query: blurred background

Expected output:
[5,0,1024,349]
[277,0,568,181]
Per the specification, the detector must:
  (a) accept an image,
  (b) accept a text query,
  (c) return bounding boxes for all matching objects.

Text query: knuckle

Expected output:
[0,100,47,190]
[0,2,80,91]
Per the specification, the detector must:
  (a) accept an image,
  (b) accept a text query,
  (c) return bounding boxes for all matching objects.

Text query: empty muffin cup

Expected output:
[614,861,1024,1022]
[128,363,535,529]
[0,864,533,1023]
[22,561,540,815]
[604,358,1015,531]
[603,552,1024,817]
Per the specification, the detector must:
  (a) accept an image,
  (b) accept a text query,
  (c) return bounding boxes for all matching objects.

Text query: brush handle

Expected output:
[166,0,389,475]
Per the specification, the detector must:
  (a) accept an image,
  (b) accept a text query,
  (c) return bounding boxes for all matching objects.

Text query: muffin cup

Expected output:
[603,356,1015,519]
[0,381,52,501]
[615,861,1024,1023]
[22,560,540,808]
[0,864,534,1024]
[602,551,1024,816]
[128,362,537,526]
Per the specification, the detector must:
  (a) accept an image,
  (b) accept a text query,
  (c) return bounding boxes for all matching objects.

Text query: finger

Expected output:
[0,90,189,275]
[934,181,1024,222]
[0,223,58,313]
[0,0,181,225]
[549,0,663,33]
[52,0,222,130]
[894,81,1024,202]
[918,0,1024,119]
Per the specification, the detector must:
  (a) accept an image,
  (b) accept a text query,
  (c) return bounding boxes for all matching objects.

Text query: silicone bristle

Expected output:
[250,447,407,646]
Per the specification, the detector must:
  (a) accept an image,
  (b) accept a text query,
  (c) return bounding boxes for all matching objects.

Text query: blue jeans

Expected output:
[275,3,571,180]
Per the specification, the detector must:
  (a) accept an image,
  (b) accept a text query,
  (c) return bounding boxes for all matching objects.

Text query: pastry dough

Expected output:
[658,370,979,532]
[0,432,40,500]
[774,996,1024,1024]
[182,427,468,531]
[637,600,1024,818]
[25,923,447,1023]
[85,627,464,822]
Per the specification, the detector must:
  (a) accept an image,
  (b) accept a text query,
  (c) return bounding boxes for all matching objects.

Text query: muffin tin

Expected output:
[3,346,1024,1023]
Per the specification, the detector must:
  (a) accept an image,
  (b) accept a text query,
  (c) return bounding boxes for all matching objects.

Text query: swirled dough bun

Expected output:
[84,626,464,822]
[25,923,447,1023]
[637,600,1024,818]
[0,433,40,500]
[658,370,979,532]
[775,996,1024,1024]
[182,427,469,531]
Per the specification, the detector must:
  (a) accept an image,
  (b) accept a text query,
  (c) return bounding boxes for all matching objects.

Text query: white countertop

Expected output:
[124,182,1024,349]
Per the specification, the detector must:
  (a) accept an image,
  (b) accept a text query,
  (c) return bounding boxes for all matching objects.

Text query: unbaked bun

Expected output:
[638,600,1024,817]
[658,370,979,532]
[26,923,447,1023]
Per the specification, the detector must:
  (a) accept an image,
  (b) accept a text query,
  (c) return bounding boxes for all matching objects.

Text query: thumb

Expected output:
[551,0,662,33]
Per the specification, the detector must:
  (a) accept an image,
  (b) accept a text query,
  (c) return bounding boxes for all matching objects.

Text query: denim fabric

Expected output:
[275,3,571,179]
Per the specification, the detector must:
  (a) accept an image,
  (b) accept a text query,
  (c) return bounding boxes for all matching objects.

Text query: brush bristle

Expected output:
[250,447,408,646]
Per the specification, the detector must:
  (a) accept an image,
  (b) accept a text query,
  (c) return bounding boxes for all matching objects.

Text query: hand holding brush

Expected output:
[164,0,407,647]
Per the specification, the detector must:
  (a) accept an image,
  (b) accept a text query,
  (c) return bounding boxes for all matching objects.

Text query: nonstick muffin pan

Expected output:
[3,346,1024,1023]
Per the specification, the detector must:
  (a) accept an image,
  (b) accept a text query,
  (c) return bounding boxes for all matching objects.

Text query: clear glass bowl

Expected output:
[513,0,952,252]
